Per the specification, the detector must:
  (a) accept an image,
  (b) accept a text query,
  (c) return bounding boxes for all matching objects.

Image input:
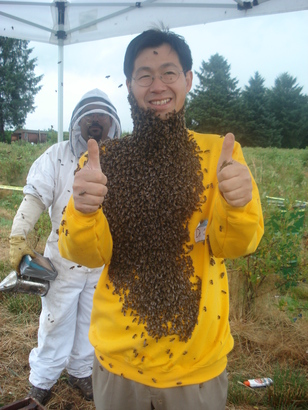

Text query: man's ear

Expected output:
[126,79,131,92]
[185,70,193,93]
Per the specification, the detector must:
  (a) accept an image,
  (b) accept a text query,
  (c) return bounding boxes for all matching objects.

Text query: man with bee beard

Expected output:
[59,30,264,410]
[9,89,121,405]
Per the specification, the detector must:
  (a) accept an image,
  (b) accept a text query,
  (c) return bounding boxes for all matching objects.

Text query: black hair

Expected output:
[124,29,193,81]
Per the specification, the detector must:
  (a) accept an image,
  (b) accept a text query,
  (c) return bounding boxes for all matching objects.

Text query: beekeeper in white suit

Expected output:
[9,89,121,405]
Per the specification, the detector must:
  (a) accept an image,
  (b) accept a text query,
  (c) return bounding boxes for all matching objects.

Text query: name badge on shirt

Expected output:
[195,220,208,243]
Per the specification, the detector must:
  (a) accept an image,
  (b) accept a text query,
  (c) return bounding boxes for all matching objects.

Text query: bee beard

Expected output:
[100,92,205,342]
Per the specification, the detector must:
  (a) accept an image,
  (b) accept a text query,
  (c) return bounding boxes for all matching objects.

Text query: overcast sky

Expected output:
[24,10,308,134]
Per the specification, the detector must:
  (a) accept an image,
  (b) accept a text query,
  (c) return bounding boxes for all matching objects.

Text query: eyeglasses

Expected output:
[132,69,184,87]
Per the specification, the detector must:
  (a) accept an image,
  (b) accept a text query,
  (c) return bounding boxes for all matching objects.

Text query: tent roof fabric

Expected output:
[1,0,307,46]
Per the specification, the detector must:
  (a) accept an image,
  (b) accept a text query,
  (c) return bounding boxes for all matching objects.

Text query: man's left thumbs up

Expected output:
[217,133,253,207]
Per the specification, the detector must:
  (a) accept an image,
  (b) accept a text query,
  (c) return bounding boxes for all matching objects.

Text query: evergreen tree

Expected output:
[0,37,43,142]
[240,72,282,147]
[185,53,241,136]
[268,73,307,148]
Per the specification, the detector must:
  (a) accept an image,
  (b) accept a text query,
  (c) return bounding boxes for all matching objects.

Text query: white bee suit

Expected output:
[11,89,121,390]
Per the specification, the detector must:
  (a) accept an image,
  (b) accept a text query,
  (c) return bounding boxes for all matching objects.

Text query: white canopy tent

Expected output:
[1,0,307,141]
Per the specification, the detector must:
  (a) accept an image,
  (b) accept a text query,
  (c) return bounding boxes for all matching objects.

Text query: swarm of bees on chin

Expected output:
[97,93,205,342]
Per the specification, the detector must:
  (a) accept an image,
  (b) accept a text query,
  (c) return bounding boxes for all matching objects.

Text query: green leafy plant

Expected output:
[268,365,308,409]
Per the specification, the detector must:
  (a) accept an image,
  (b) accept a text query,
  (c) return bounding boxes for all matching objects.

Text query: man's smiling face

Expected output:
[127,44,192,120]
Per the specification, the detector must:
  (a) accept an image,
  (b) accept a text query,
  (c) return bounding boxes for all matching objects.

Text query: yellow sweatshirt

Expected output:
[59,132,263,388]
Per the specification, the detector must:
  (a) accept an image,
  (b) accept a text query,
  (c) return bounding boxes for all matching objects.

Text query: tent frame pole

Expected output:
[57,40,64,142]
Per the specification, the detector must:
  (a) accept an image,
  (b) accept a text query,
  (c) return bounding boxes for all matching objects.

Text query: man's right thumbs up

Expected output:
[73,139,108,214]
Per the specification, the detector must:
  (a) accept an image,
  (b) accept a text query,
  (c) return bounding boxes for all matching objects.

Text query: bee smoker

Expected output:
[0,253,58,296]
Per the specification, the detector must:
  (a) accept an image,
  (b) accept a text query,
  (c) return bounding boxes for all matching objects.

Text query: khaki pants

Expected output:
[93,355,228,410]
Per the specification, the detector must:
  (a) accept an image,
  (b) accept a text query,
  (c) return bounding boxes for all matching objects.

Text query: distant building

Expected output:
[11,129,47,144]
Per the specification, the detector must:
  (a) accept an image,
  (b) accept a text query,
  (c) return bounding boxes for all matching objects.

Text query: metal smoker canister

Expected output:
[0,270,50,296]
[0,253,58,296]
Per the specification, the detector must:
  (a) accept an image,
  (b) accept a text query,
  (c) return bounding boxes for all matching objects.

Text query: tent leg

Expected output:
[58,40,64,142]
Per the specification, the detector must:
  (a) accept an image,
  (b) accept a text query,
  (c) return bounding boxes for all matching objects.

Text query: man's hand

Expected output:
[217,133,252,207]
[73,139,108,214]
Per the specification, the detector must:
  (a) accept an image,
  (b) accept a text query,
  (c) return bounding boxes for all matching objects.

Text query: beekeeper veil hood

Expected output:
[69,88,121,158]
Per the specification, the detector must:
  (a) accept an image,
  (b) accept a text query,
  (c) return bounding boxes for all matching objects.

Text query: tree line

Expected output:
[185,54,308,148]
[0,37,42,142]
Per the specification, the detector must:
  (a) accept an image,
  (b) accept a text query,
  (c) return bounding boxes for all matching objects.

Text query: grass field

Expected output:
[0,141,307,409]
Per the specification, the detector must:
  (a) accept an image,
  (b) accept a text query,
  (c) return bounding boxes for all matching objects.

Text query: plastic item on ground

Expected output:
[243,377,273,388]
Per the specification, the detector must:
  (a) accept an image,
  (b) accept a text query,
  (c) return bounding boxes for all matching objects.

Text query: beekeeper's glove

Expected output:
[9,236,36,273]
[9,194,45,273]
